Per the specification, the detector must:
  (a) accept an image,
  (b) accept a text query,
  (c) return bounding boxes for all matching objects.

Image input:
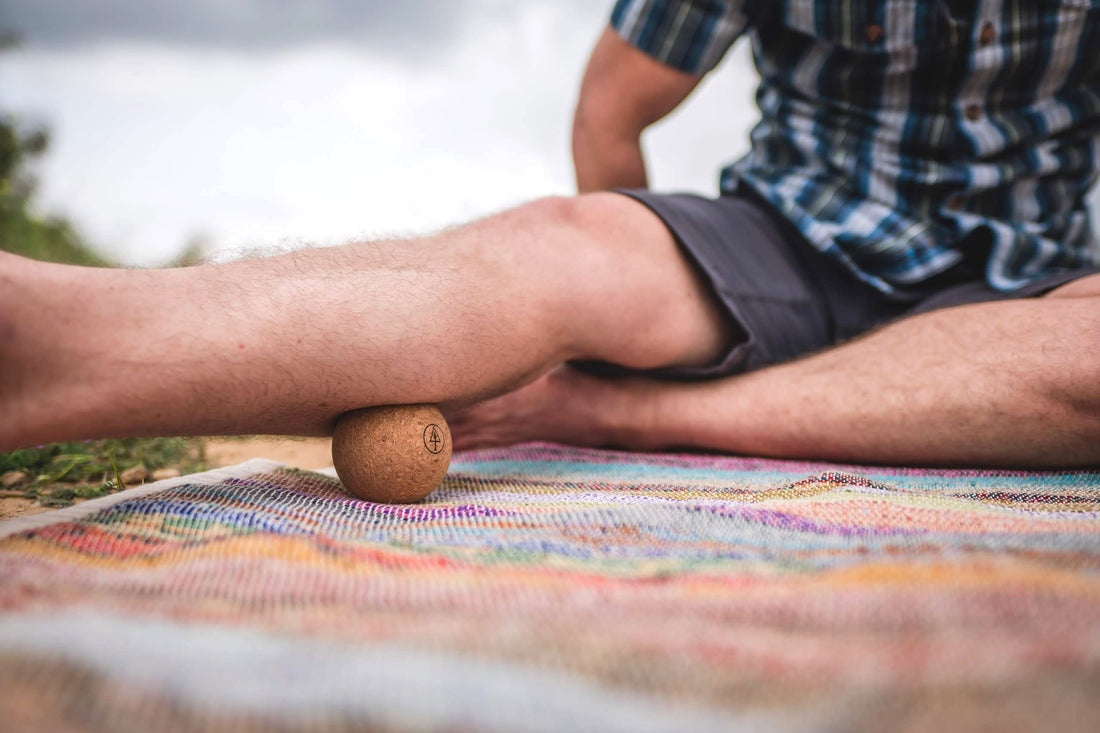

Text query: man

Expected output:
[1,0,1098,467]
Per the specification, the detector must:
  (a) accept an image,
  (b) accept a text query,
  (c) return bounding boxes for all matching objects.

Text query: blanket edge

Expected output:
[0,458,289,539]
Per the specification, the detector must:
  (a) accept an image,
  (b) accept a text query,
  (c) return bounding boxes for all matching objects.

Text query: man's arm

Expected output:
[572,27,703,193]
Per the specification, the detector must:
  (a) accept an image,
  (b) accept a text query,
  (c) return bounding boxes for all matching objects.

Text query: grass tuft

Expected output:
[1,438,207,507]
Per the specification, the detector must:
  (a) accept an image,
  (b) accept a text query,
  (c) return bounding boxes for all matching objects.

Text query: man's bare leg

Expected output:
[0,193,730,450]
[447,275,1100,468]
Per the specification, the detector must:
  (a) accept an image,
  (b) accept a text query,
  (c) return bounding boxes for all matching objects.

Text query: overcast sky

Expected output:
[0,0,759,265]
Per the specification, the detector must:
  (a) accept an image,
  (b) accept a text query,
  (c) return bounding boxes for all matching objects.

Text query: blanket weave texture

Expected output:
[1,443,1098,731]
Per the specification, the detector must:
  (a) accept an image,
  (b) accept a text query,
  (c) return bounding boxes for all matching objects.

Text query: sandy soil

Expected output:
[203,437,333,470]
[0,497,50,522]
[0,437,334,523]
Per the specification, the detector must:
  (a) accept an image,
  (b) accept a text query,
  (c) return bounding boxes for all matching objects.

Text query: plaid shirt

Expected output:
[611,0,1100,295]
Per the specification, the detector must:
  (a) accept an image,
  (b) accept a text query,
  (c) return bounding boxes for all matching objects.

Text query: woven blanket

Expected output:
[1,443,1098,732]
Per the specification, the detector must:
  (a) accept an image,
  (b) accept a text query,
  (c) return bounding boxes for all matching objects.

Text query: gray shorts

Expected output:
[572,189,1099,380]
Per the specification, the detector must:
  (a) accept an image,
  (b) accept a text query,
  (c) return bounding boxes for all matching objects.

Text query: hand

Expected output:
[444,365,643,451]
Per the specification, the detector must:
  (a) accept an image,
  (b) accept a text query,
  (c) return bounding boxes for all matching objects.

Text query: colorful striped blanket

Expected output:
[1,443,1098,731]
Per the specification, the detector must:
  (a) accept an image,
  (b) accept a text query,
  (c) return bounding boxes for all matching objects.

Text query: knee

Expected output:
[513,194,578,222]
[508,195,582,242]
[491,194,637,294]
[508,192,638,253]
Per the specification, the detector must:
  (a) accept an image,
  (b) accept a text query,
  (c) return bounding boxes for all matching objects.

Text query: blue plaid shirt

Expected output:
[611,0,1100,296]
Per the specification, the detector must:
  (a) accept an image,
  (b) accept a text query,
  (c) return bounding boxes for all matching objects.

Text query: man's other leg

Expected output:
[450,273,1100,468]
[0,193,729,450]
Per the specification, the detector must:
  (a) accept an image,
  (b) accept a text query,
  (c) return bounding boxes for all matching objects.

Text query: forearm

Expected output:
[611,299,1100,468]
[572,115,648,193]
[571,27,701,193]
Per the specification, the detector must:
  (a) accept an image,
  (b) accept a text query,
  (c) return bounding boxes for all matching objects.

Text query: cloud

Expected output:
[1,2,638,264]
[2,0,472,55]
[0,0,773,266]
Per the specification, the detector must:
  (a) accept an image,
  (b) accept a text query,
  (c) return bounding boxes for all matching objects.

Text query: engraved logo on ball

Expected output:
[423,423,445,454]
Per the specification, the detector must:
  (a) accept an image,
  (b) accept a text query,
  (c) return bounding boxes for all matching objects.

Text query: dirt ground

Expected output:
[203,436,334,471]
[0,437,333,523]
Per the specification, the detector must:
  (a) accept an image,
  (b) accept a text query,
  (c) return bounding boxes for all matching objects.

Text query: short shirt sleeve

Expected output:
[610,0,747,75]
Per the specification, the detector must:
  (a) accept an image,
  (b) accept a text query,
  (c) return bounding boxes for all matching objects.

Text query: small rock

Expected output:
[120,465,149,486]
[1,471,27,488]
[151,468,181,481]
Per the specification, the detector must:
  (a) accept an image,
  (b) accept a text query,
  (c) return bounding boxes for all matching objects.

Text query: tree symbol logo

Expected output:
[423,424,445,454]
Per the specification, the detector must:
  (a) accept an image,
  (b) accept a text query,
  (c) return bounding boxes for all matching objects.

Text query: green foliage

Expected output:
[0,115,114,266]
[0,205,112,266]
[1,435,210,508]
[0,437,205,480]
[1,438,207,506]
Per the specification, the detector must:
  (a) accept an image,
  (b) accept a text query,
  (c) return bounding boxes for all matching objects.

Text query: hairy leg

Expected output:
[449,275,1100,468]
[0,193,729,449]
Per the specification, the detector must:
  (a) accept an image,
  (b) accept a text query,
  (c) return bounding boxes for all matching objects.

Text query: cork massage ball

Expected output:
[331,404,451,504]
